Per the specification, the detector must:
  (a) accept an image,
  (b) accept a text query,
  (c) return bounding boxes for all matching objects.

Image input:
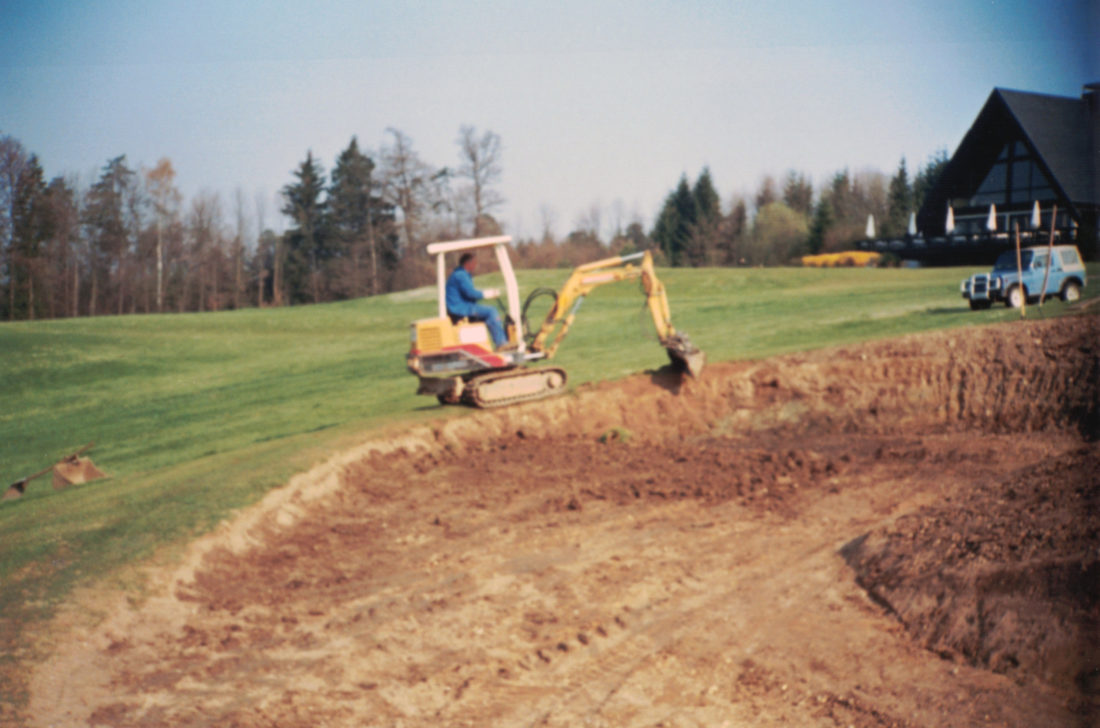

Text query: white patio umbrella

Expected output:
[1030,200,1041,229]
[986,203,998,232]
[865,214,876,239]
[907,211,917,236]
[945,205,956,234]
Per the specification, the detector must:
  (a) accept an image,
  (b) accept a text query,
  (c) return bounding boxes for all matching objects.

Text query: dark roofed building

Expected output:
[867,84,1099,264]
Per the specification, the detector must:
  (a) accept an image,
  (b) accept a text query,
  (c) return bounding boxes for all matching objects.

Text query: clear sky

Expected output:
[1,0,1096,240]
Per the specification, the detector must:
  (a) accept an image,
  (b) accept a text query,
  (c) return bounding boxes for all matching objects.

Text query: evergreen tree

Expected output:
[10,155,47,319]
[807,197,833,255]
[913,149,949,213]
[754,175,778,211]
[42,175,82,318]
[84,155,136,315]
[885,158,911,237]
[828,169,854,223]
[687,168,721,266]
[652,175,696,266]
[329,137,402,297]
[0,135,29,320]
[281,151,328,303]
[782,171,814,217]
[692,168,721,225]
[329,137,374,297]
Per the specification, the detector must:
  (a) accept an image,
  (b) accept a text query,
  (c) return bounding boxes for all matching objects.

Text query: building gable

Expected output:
[917,86,1099,238]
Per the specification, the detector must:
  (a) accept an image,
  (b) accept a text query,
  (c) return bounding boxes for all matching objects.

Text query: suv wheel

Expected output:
[1061,281,1081,303]
[1006,284,1026,309]
[968,299,991,310]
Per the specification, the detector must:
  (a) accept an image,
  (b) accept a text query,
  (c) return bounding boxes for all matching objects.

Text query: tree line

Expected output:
[651,154,948,268]
[0,125,508,320]
[0,126,946,321]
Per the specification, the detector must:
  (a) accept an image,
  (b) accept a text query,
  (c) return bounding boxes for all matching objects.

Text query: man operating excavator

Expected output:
[445,252,509,350]
[410,236,704,407]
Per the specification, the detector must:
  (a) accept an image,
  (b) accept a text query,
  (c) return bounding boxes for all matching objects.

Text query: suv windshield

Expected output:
[993,250,1032,272]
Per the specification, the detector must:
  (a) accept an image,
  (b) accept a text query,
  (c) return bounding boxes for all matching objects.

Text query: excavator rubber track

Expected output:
[463,366,568,408]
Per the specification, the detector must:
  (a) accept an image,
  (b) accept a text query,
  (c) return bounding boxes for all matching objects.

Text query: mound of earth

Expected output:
[25,314,1100,727]
[841,444,1099,690]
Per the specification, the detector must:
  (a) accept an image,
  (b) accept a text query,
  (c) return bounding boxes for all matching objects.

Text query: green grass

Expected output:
[0,262,1096,712]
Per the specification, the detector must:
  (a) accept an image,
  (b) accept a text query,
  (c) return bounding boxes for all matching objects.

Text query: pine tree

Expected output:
[10,155,46,319]
[329,137,401,297]
[281,151,328,303]
[912,149,949,213]
[828,170,853,223]
[329,137,375,297]
[42,175,81,318]
[885,158,911,237]
[652,176,696,266]
[84,155,135,315]
[807,197,833,255]
[754,175,778,211]
[687,168,721,266]
[692,168,720,225]
[782,171,813,217]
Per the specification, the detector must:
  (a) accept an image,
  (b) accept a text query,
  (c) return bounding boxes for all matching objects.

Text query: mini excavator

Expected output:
[407,235,705,408]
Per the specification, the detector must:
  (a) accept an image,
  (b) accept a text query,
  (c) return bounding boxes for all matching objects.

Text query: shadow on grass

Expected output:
[926,306,982,315]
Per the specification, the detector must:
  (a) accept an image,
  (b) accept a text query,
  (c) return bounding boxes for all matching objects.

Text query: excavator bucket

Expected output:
[664,332,706,378]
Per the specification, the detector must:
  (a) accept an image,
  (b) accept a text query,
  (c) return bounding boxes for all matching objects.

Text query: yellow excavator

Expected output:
[407,235,705,408]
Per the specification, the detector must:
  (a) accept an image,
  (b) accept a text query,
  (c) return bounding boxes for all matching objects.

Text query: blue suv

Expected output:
[961,245,1086,310]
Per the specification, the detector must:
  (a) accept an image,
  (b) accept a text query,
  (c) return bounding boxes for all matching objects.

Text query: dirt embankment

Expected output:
[26,314,1100,727]
[842,441,1099,690]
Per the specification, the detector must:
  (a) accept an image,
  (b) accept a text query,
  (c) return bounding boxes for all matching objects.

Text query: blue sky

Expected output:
[1,0,1096,239]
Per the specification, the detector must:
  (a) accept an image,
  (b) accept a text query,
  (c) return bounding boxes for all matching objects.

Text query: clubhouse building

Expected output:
[860,83,1099,265]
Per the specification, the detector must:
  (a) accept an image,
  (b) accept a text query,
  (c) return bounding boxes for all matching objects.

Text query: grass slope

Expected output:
[0,263,1096,713]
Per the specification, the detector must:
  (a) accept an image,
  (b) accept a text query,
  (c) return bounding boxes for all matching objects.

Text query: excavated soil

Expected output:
[26,314,1100,727]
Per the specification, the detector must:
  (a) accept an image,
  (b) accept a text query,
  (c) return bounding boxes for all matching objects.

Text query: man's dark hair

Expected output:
[459,252,475,267]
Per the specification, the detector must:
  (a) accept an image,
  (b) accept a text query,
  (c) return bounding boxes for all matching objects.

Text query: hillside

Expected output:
[26,314,1100,727]
[1,264,1097,724]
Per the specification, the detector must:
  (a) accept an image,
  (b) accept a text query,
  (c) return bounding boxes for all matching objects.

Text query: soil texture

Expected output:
[26,314,1100,727]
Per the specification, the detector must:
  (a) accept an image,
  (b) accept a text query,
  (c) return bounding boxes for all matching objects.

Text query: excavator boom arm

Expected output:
[530,251,704,377]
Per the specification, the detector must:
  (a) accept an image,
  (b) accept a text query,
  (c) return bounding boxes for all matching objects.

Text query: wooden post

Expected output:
[1038,204,1057,308]
[1014,222,1026,318]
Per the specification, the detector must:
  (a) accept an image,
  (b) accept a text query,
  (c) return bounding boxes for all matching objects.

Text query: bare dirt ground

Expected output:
[26,314,1100,727]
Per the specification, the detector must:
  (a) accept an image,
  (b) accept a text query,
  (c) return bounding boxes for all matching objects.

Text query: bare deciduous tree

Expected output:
[254,189,269,307]
[538,204,557,245]
[380,128,434,249]
[574,202,603,243]
[233,187,248,309]
[456,125,503,236]
[187,190,224,312]
[145,158,180,312]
